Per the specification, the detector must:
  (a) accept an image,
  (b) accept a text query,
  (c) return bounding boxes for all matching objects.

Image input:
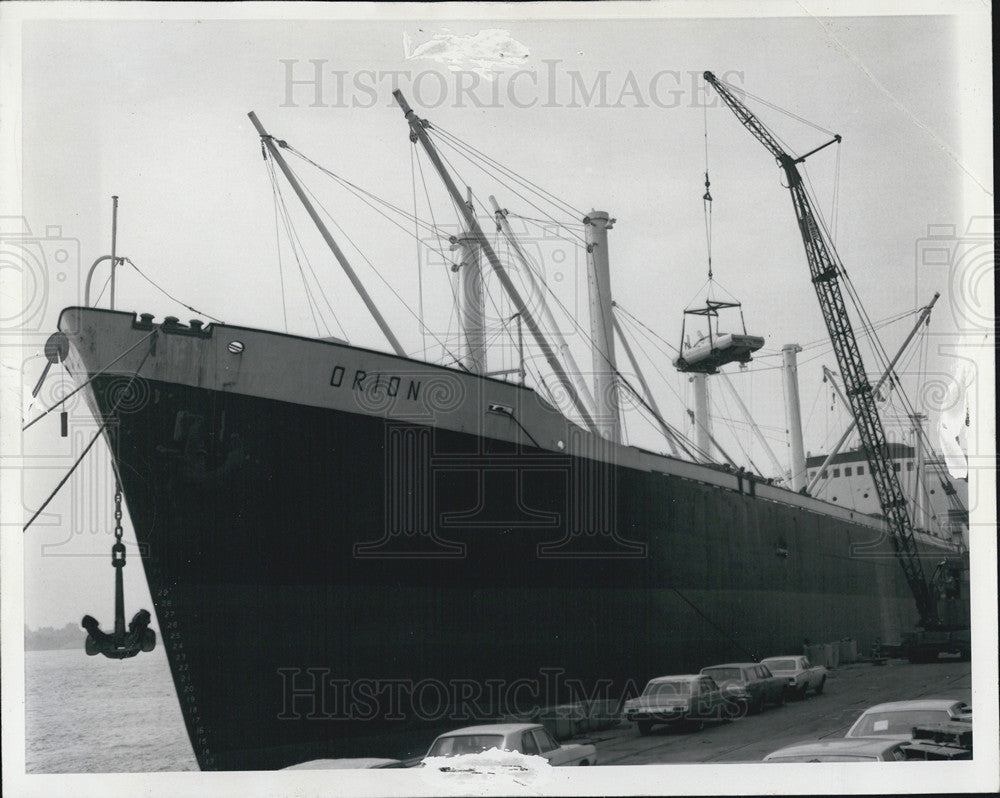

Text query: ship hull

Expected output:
[59,308,965,769]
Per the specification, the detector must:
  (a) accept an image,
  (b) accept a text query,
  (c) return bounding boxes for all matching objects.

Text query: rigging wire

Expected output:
[712,376,755,470]
[411,145,427,361]
[283,141,471,362]
[23,333,158,532]
[429,122,584,221]
[284,145,445,240]
[504,213,589,252]
[22,329,160,432]
[612,312,714,460]
[615,303,680,355]
[831,141,842,244]
[429,128,589,246]
[270,140,474,368]
[272,169,336,338]
[802,376,833,451]
[422,132,480,225]
[122,258,225,324]
[91,272,112,307]
[266,156,329,337]
[721,77,838,139]
[285,143,465,357]
[271,171,290,334]
[414,144,463,363]
[289,155,470,371]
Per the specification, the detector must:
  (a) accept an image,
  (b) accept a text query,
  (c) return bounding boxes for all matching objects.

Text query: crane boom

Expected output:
[703,71,939,628]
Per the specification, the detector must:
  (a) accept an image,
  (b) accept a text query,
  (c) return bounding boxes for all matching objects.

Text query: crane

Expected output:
[703,72,968,658]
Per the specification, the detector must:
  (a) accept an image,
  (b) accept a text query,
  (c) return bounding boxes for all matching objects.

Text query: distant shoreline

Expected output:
[24,624,85,652]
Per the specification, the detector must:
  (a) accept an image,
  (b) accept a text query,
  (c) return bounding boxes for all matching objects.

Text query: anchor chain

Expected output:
[82,475,156,659]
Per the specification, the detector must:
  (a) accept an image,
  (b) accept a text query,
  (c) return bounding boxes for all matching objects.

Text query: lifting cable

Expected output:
[703,99,713,282]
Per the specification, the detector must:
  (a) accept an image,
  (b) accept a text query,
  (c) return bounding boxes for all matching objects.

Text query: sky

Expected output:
[6,3,993,628]
[1,1,995,794]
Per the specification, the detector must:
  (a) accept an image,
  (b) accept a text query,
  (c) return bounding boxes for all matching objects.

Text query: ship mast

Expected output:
[248,111,406,358]
[488,195,597,413]
[452,233,488,374]
[394,90,599,435]
[583,211,622,443]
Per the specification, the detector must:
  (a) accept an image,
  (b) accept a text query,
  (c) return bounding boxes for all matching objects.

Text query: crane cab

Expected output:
[674,299,764,374]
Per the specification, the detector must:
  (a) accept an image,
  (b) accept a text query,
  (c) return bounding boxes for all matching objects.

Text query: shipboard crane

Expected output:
[703,71,967,653]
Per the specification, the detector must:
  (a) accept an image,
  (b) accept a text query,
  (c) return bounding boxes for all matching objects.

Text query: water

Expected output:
[25,648,198,772]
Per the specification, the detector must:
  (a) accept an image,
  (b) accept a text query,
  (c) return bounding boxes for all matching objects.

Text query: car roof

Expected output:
[283,758,403,769]
[857,699,965,713]
[701,663,758,670]
[432,723,541,737]
[648,674,702,683]
[767,738,902,757]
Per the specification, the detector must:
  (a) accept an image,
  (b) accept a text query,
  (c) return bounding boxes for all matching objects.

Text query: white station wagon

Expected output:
[423,723,597,766]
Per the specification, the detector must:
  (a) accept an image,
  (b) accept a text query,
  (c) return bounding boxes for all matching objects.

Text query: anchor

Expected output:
[82,481,156,659]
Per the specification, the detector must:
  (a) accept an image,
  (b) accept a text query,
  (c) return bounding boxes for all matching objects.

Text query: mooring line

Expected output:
[23,334,157,533]
[22,329,158,432]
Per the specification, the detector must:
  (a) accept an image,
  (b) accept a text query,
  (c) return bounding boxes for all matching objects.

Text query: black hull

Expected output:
[97,375,938,769]
[59,308,966,770]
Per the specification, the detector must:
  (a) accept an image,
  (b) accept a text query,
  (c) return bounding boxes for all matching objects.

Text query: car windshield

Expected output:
[703,668,742,682]
[643,680,691,697]
[764,659,796,671]
[427,734,505,757]
[850,709,954,736]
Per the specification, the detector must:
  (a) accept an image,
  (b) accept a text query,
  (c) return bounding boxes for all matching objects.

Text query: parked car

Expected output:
[845,699,971,740]
[422,723,597,766]
[760,655,827,699]
[763,738,910,762]
[623,674,730,734]
[700,662,787,714]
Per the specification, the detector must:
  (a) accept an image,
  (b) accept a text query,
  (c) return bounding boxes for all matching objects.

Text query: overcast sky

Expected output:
[6,3,991,632]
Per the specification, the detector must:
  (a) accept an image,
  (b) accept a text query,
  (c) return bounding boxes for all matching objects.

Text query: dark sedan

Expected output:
[700,662,787,714]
